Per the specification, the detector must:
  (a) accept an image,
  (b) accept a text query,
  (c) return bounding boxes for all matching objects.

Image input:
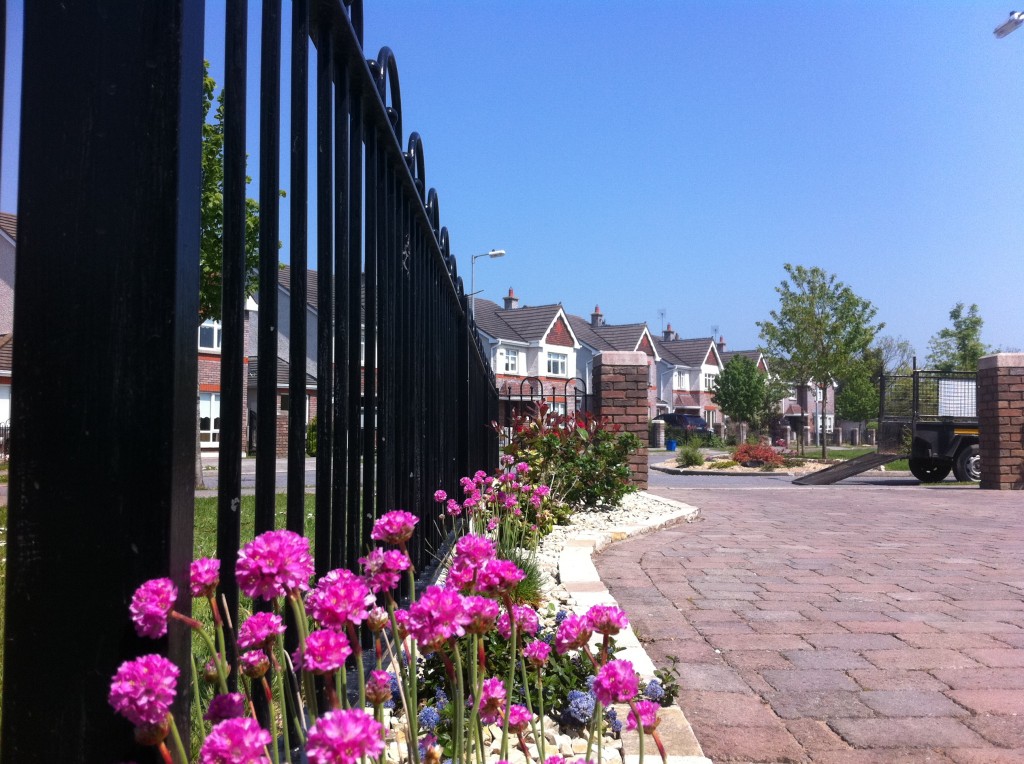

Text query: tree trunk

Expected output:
[820,385,828,460]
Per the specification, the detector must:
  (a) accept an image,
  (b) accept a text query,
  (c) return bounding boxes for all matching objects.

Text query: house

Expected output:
[0,212,16,426]
[196,299,256,452]
[653,328,725,430]
[473,290,660,420]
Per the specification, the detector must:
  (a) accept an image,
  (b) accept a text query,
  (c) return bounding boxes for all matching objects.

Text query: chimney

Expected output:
[591,305,604,327]
[663,323,678,342]
[717,335,726,354]
[503,287,519,310]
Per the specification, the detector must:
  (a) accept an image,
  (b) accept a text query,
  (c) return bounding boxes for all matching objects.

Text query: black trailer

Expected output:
[878,367,980,483]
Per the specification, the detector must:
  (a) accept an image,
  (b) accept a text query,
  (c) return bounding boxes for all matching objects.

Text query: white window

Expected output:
[704,372,717,391]
[198,320,222,351]
[504,350,519,374]
[198,392,221,445]
[705,409,716,427]
[549,401,567,416]
[547,352,568,377]
[815,387,823,402]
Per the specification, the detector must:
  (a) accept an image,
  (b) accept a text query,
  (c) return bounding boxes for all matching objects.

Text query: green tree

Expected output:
[835,361,878,424]
[757,264,884,459]
[712,356,789,435]
[873,335,915,376]
[925,303,988,372]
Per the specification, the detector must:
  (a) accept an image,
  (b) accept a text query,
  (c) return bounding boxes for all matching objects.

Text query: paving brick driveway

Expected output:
[595,485,1024,763]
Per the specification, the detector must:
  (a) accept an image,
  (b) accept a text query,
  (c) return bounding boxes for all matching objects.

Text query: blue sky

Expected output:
[3,2,1022,357]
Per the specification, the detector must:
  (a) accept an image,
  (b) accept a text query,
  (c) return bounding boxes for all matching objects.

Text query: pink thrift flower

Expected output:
[130,578,177,639]
[433,489,447,503]
[477,558,525,595]
[365,670,393,706]
[507,704,533,732]
[239,650,270,679]
[555,613,593,655]
[306,708,385,764]
[370,510,419,545]
[593,660,639,706]
[108,654,179,727]
[454,534,495,563]
[236,530,313,600]
[446,557,477,592]
[499,454,514,467]
[585,604,629,636]
[203,692,246,723]
[307,568,373,630]
[359,548,410,594]
[476,677,507,725]
[626,700,660,733]
[200,717,272,764]
[487,517,499,532]
[445,498,462,516]
[535,485,551,497]
[523,640,551,667]
[463,595,500,635]
[497,604,539,640]
[190,558,221,598]
[237,612,286,652]
[515,461,530,474]
[406,586,470,651]
[545,757,567,764]
[366,606,389,632]
[298,629,352,674]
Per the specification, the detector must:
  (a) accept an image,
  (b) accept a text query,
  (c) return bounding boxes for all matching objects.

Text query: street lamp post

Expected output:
[469,249,506,319]
[995,11,1024,38]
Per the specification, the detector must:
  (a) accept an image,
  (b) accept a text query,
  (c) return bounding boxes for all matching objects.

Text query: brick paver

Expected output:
[594,486,1024,762]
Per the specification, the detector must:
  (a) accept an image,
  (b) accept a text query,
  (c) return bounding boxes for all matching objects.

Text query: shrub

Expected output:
[502,406,641,508]
[708,459,738,469]
[732,443,784,467]
[675,445,704,467]
[305,415,317,456]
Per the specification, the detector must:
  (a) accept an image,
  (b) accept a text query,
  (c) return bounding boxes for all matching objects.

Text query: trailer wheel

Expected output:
[952,444,980,483]
[909,457,951,483]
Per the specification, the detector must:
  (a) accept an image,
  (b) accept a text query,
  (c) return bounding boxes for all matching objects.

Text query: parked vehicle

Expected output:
[654,413,709,432]
[879,366,979,483]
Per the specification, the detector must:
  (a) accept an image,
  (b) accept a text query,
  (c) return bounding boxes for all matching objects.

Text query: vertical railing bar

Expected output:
[287,0,309,537]
[362,126,378,551]
[331,51,351,571]
[314,21,334,580]
[218,0,249,668]
[346,86,364,571]
[255,0,282,533]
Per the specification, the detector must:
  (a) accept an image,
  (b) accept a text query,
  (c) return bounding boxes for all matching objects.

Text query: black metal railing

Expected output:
[497,376,591,446]
[1,2,497,758]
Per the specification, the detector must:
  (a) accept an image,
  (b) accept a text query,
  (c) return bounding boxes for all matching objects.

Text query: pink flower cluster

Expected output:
[297,629,352,674]
[306,709,385,764]
[370,510,418,545]
[108,654,178,728]
[200,717,272,763]
[237,612,285,652]
[236,530,314,600]
[404,586,472,651]
[593,659,639,706]
[130,578,177,639]
[358,547,411,594]
[307,568,373,630]
[190,558,220,598]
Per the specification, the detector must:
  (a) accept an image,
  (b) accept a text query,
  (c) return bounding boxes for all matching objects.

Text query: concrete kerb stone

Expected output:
[557,493,712,764]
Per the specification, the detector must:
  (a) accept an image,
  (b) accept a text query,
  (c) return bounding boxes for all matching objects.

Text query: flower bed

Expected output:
[110,445,677,764]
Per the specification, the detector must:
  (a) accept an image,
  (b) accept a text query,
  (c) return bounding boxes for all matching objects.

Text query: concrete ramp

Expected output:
[793,452,899,485]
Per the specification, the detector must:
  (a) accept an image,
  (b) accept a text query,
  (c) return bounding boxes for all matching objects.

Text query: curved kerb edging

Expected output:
[558,494,714,764]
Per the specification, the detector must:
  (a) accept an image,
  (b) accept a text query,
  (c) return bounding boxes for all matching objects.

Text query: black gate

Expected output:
[1,2,498,758]
[497,375,591,445]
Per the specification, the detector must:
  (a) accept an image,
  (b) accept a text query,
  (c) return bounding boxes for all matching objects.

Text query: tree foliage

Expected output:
[757,264,884,458]
[925,303,988,372]
[873,335,915,376]
[200,63,261,321]
[712,356,789,434]
[834,361,878,423]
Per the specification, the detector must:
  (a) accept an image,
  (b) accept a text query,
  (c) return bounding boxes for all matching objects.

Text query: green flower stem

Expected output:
[500,599,518,760]
[534,669,547,762]
[191,657,206,748]
[273,659,291,764]
[166,714,188,764]
[189,620,229,695]
[585,700,601,763]
[287,591,318,721]
[469,636,484,764]
[627,700,645,764]
[338,664,348,709]
[518,656,542,761]
[451,641,465,764]
[402,565,422,764]
[347,623,366,711]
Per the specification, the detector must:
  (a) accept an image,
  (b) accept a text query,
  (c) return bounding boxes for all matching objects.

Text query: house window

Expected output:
[198,393,221,445]
[549,401,567,416]
[198,320,222,351]
[704,372,717,391]
[504,350,519,374]
[815,387,823,402]
[704,409,716,427]
[547,352,568,377]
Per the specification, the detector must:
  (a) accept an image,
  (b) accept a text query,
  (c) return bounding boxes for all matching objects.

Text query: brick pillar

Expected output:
[978,353,1024,490]
[594,351,649,489]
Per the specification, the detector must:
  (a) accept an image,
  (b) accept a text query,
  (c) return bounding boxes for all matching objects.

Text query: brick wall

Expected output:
[978,353,1024,490]
[545,316,574,347]
[594,351,649,489]
[274,390,317,457]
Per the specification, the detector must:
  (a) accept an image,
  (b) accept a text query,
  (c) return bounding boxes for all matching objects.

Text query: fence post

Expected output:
[1,4,202,760]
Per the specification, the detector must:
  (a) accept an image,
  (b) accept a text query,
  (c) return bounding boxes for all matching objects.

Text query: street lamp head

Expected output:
[487,249,506,259]
[995,11,1024,38]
